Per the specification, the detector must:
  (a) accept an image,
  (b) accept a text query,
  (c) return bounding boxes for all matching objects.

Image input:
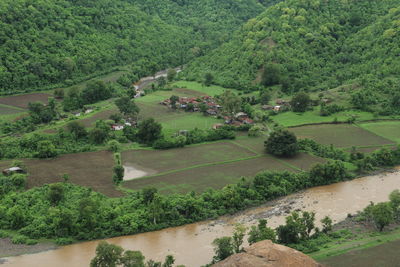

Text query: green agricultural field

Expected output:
[123,155,295,194]
[122,137,326,194]
[121,142,257,174]
[290,124,394,148]
[273,110,376,127]
[0,104,26,115]
[320,238,400,267]
[0,151,120,197]
[172,81,229,96]
[359,121,400,143]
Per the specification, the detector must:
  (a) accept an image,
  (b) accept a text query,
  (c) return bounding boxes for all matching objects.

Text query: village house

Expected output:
[262,105,274,110]
[2,167,25,176]
[111,124,124,131]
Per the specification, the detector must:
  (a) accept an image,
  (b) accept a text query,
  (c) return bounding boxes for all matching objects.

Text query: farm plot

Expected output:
[0,104,25,115]
[320,239,400,267]
[281,153,327,170]
[0,93,52,109]
[121,142,257,174]
[359,121,400,143]
[123,155,296,194]
[290,124,394,148]
[78,107,119,127]
[0,151,121,197]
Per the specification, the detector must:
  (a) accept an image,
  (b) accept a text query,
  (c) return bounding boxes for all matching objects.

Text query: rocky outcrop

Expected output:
[212,240,323,267]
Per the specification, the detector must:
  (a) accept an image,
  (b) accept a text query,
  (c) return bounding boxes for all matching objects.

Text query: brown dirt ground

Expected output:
[0,151,121,197]
[290,124,394,148]
[0,105,24,115]
[0,93,52,109]
[0,238,57,259]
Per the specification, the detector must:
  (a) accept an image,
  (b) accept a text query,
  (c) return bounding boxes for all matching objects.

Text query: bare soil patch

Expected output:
[0,93,52,109]
[0,151,121,197]
[0,238,56,259]
[0,105,24,115]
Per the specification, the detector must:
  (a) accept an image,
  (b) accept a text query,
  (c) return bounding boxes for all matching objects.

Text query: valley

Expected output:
[1,0,400,266]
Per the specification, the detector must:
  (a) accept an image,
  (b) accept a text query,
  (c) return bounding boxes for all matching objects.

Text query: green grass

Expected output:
[359,121,400,143]
[311,227,400,262]
[290,124,394,148]
[272,110,377,127]
[172,81,234,96]
[161,113,220,134]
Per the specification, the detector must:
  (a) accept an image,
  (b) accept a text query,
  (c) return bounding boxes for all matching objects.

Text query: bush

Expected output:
[265,129,298,157]
[107,140,121,152]
[11,234,29,244]
[113,165,125,184]
[153,136,186,149]
[55,237,75,245]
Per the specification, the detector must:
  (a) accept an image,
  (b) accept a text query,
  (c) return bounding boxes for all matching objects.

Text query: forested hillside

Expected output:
[0,0,267,94]
[184,0,400,113]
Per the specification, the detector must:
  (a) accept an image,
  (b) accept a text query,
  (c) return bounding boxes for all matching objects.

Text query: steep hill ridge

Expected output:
[0,0,267,94]
[184,0,400,112]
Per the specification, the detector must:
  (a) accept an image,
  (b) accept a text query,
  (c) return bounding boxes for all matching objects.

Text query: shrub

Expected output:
[265,129,298,157]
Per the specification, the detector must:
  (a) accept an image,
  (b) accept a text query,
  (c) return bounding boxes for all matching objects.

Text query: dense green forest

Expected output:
[184,0,400,113]
[0,0,268,94]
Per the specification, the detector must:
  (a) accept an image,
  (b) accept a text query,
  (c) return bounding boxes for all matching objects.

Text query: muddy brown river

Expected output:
[3,170,400,267]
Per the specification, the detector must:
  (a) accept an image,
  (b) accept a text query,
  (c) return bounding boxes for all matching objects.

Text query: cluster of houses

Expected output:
[111,120,135,131]
[160,95,222,116]
[262,99,291,112]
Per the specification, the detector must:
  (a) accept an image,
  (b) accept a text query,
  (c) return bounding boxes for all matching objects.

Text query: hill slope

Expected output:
[0,0,266,94]
[184,0,400,112]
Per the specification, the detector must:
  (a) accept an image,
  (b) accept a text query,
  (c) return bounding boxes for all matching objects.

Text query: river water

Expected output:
[3,170,400,267]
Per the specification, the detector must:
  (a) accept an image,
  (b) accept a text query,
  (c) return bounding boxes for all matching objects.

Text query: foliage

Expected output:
[265,129,298,157]
[298,139,348,161]
[232,224,247,253]
[48,184,64,206]
[108,140,121,153]
[90,241,124,267]
[36,140,58,158]
[290,92,311,113]
[91,241,178,267]
[248,219,276,245]
[115,97,140,118]
[137,118,162,145]
[218,90,242,117]
[0,0,265,94]
[365,202,394,232]
[212,237,234,262]
[276,211,316,244]
[184,0,400,113]
[0,159,350,242]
